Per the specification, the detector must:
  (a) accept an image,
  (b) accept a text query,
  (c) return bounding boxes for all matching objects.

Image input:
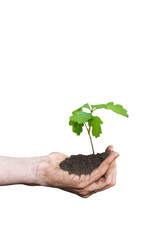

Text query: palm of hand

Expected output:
[44,152,82,188]
[40,146,119,198]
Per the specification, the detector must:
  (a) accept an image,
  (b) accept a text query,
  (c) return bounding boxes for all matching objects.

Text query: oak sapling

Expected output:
[60,102,129,176]
[69,102,129,154]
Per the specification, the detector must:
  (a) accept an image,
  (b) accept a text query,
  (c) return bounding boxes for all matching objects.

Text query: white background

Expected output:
[0,1,159,239]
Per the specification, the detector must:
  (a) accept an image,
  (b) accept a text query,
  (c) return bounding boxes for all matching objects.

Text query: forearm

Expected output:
[0,155,46,186]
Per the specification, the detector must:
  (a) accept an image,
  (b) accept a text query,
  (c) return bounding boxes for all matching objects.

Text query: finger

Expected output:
[104,160,116,179]
[88,151,119,185]
[63,162,117,197]
[102,160,117,191]
[105,145,114,152]
[112,160,117,186]
[97,159,115,183]
[80,160,116,194]
[64,160,117,197]
[95,160,116,188]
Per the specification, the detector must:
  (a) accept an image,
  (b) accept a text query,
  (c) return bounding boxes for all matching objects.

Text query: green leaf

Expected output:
[105,102,129,117]
[105,102,114,108]
[70,111,93,124]
[91,104,106,110]
[88,116,103,138]
[72,107,82,114]
[81,103,90,110]
[72,103,90,114]
[91,102,129,117]
[69,120,84,135]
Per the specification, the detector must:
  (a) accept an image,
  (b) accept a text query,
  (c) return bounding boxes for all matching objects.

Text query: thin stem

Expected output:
[85,123,95,155]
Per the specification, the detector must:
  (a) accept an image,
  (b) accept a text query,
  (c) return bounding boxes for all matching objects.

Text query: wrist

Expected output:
[0,155,47,186]
[23,155,48,186]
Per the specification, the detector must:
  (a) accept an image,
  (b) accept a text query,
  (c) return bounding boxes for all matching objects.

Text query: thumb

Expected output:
[105,145,114,152]
[104,151,120,166]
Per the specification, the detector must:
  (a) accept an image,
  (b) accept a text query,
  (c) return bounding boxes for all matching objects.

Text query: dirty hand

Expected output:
[36,145,119,198]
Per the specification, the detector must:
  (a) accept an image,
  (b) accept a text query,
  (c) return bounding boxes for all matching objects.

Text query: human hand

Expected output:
[37,145,119,198]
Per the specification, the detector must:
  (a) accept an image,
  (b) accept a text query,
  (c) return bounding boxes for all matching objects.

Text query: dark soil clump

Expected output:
[60,150,112,176]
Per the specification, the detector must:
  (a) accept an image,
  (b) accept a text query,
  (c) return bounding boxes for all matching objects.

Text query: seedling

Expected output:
[69,102,129,154]
[60,102,129,176]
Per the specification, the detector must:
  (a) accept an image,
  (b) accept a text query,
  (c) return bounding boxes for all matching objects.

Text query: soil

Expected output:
[59,149,112,177]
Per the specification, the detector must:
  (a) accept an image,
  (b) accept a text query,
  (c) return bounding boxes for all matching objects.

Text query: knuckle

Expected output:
[80,194,90,199]
[106,178,112,186]
[95,167,103,177]
[109,181,116,188]
[78,190,88,197]
[99,169,104,177]
[112,180,116,186]
[83,195,90,198]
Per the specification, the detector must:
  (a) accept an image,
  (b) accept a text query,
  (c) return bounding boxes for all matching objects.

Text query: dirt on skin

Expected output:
[59,150,111,177]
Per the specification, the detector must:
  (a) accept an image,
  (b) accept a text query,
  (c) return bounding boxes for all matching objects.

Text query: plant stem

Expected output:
[85,123,95,155]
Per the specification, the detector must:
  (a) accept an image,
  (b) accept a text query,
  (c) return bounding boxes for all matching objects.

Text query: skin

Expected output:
[37,145,119,198]
[0,145,119,198]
